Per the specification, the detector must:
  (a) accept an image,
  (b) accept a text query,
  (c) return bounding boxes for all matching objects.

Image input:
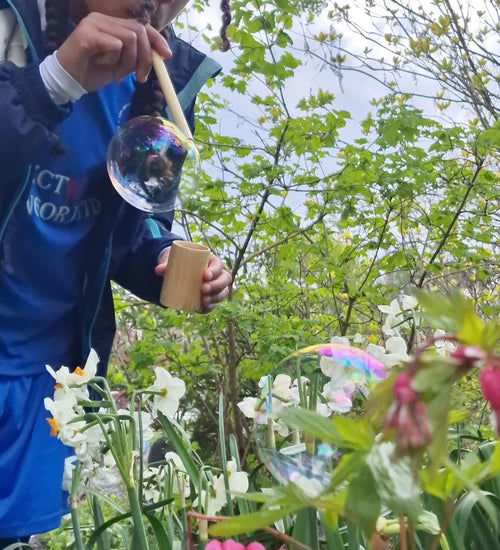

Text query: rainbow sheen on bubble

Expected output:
[253,344,386,491]
[107,116,199,213]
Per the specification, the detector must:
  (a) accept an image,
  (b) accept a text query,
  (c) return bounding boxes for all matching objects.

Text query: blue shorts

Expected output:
[0,371,71,538]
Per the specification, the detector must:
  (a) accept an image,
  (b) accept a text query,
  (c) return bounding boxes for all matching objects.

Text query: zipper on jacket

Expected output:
[85,203,124,357]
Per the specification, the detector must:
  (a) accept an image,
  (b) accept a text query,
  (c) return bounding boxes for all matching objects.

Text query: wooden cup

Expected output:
[160,241,210,312]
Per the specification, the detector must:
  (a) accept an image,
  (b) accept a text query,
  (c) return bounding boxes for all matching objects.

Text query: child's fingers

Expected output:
[145,25,172,59]
[57,13,171,91]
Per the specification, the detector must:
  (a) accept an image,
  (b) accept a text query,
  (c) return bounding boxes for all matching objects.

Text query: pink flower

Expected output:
[222,542,245,550]
[480,363,500,431]
[384,373,432,457]
[205,541,265,550]
[206,542,223,550]
[450,346,485,373]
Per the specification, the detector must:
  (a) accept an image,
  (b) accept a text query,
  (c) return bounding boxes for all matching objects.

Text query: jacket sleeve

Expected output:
[107,34,221,305]
[0,60,70,183]
[109,205,183,304]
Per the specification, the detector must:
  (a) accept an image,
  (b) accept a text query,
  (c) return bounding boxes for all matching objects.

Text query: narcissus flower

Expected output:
[46,348,99,388]
[146,367,186,418]
[194,459,249,516]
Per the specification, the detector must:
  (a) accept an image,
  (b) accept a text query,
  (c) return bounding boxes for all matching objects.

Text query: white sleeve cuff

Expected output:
[39,51,87,105]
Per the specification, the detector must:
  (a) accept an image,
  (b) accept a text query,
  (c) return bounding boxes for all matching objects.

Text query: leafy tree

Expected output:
[110,0,499,463]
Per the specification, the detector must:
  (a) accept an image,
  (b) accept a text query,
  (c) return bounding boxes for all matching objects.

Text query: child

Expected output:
[0,0,232,544]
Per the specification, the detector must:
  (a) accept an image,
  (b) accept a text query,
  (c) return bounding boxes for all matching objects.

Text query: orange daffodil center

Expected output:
[46,417,59,436]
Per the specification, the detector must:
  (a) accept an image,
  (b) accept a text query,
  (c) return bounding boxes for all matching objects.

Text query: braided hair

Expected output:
[43,0,232,118]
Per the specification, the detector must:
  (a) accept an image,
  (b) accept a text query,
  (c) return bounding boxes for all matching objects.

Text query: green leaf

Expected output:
[332,416,375,451]
[84,499,173,550]
[292,508,319,549]
[368,443,421,523]
[457,307,484,345]
[157,413,200,488]
[280,408,374,451]
[145,513,172,549]
[91,496,111,550]
[345,461,381,536]
[209,506,300,537]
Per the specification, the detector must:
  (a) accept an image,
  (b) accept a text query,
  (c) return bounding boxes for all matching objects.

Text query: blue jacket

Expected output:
[0,0,221,374]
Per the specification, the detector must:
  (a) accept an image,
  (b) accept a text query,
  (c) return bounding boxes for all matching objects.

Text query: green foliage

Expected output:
[97,0,500,548]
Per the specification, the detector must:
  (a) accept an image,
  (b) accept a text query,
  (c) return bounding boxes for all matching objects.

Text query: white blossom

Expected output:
[165,452,191,498]
[434,329,457,356]
[330,336,350,346]
[46,349,99,389]
[379,299,405,336]
[194,460,248,515]
[366,337,408,368]
[146,367,186,419]
[401,295,418,311]
[322,381,353,413]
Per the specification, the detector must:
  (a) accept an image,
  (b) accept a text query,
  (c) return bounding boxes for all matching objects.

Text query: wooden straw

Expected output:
[151,50,194,141]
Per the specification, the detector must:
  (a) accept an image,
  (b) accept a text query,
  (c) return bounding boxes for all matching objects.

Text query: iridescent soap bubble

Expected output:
[252,344,386,493]
[107,116,199,213]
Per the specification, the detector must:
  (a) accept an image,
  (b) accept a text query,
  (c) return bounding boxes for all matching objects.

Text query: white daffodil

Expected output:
[378,298,406,336]
[46,348,99,388]
[146,367,186,419]
[353,333,366,345]
[226,459,249,496]
[237,396,267,424]
[322,381,353,413]
[330,335,350,346]
[320,356,358,393]
[62,456,78,493]
[289,377,309,406]
[384,336,410,367]
[44,391,80,436]
[195,460,249,515]
[365,337,408,368]
[77,423,103,463]
[272,418,290,437]
[434,329,457,356]
[143,466,162,503]
[258,374,293,401]
[401,295,418,311]
[103,450,117,468]
[365,343,387,365]
[165,451,191,498]
[316,402,332,417]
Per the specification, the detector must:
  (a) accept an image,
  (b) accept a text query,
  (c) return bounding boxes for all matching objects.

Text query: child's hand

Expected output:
[199,253,232,313]
[155,248,232,313]
[56,12,171,91]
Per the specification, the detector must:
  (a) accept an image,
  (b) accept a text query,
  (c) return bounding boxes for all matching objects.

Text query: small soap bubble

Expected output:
[253,344,386,492]
[107,116,199,213]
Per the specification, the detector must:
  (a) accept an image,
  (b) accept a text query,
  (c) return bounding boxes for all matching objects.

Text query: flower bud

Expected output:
[480,364,500,410]
[385,374,432,457]
[450,346,484,372]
